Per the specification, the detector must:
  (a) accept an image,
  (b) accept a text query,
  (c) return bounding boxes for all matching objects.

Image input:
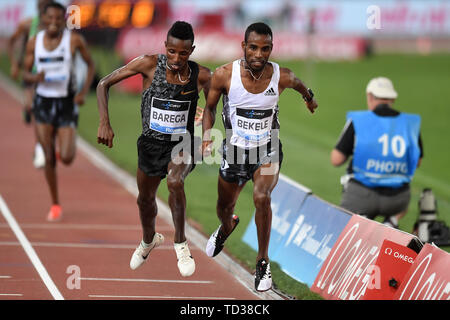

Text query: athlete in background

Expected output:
[7,0,53,168]
[23,2,95,221]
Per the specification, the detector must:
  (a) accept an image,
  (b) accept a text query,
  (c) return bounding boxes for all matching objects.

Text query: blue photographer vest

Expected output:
[348,110,421,188]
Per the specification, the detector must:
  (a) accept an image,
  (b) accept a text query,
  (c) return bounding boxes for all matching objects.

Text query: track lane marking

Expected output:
[0,241,199,250]
[0,195,64,300]
[80,277,213,284]
[0,223,173,231]
[89,294,235,300]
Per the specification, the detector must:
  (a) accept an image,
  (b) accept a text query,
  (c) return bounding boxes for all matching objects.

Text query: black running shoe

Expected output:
[255,258,272,292]
[206,214,239,257]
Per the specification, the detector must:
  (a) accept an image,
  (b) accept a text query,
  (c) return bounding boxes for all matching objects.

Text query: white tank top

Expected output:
[222,59,280,149]
[35,29,73,98]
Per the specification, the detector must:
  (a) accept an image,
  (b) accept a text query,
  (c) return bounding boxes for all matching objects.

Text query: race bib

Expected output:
[39,56,68,83]
[149,97,191,134]
[235,107,273,142]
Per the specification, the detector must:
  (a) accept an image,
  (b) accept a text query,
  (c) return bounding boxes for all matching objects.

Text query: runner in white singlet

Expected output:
[22,2,95,222]
[202,22,318,292]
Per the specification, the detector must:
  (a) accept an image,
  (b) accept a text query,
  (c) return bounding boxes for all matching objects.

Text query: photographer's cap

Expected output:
[366,77,398,99]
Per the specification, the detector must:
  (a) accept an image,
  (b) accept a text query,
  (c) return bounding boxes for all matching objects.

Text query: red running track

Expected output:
[0,76,281,301]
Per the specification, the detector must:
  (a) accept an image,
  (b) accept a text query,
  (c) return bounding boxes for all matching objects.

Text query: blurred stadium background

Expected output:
[1,0,449,299]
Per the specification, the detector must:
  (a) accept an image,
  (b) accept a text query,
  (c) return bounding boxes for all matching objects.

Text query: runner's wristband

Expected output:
[303,88,314,102]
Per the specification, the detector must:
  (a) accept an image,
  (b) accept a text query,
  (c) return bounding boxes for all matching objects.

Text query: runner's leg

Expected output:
[56,126,76,165]
[252,162,280,262]
[35,123,58,205]
[167,152,193,243]
[136,168,162,244]
[217,175,245,235]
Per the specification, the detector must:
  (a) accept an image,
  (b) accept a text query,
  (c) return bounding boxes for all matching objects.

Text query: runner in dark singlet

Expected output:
[96,21,211,277]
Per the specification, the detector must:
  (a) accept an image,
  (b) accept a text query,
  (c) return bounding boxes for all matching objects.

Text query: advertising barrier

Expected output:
[116,27,366,63]
[242,175,352,287]
[311,215,414,300]
[242,175,311,259]
[394,243,450,300]
[362,239,418,300]
[241,173,448,300]
[115,27,366,92]
[271,196,352,286]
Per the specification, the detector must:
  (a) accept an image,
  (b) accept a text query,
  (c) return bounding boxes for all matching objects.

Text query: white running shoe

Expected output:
[33,143,45,169]
[174,241,195,277]
[129,233,164,270]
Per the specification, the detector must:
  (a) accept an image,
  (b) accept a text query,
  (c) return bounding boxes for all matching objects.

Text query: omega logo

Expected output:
[384,247,414,264]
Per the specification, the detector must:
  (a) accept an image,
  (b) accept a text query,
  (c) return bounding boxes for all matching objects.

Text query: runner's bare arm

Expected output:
[22,36,45,84]
[7,18,32,79]
[198,65,212,100]
[202,65,230,155]
[72,32,95,106]
[96,55,157,148]
[279,67,318,114]
[194,65,212,125]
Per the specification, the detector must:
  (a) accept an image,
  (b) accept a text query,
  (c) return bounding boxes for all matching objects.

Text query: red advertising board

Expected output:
[116,27,365,62]
[311,215,414,300]
[362,239,418,300]
[394,243,450,300]
[115,28,365,93]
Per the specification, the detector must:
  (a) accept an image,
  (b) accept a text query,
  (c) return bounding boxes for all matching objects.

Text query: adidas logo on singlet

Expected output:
[264,87,276,96]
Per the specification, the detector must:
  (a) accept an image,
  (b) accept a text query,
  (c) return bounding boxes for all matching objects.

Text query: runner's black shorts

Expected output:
[137,134,199,179]
[219,139,283,186]
[32,94,78,128]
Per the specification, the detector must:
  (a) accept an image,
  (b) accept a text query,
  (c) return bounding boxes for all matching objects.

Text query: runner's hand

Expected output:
[36,71,45,83]
[202,140,213,157]
[10,63,20,80]
[195,106,204,126]
[97,122,115,148]
[305,99,318,114]
[74,92,86,106]
[23,107,32,125]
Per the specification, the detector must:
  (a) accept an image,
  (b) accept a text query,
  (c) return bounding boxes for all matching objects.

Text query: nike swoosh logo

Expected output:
[180,90,195,95]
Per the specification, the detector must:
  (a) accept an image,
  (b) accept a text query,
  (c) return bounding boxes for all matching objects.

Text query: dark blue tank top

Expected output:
[140,54,199,142]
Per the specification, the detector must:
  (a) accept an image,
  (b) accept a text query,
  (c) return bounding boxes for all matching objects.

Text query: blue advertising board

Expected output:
[242,174,352,287]
[242,175,311,257]
[271,196,352,286]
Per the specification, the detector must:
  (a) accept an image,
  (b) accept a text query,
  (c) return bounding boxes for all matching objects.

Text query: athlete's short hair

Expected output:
[167,21,194,44]
[244,22,273,43]
[44,1,66,15]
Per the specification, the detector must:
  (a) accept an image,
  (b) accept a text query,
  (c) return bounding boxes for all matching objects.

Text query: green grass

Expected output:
[3,49,450,299]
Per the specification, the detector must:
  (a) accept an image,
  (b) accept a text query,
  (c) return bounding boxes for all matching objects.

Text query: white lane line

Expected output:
[0,223,173,231]
[89,294,235,300]
[0,293,23,297]
[0,276,12,279]
[80,277,213,284]
[0,195,64,300]
[0,241,197,250]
